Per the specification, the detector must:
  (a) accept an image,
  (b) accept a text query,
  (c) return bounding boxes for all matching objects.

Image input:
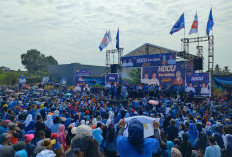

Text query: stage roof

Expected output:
[123,43,197,60]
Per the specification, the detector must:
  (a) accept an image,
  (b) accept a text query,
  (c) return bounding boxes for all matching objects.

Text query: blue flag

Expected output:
[206,8,214,36]
[170,13,185,35]
[99,31,111,51]
[116,28,119,50]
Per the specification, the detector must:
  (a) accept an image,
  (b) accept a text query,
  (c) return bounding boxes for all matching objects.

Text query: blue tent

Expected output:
[213,75,232,92]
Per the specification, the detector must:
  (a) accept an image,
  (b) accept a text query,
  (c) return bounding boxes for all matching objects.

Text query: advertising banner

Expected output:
[141,62,185,85]
[105,73,119,85]
[121,52,176,68]
[76,69,92,77]
[75,76,84,85]
[42,77,49,84]
[19,76,26,84]
[60,77,67,85]
[185,72,211,97]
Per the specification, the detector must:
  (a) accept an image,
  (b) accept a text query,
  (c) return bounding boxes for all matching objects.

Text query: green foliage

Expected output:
[128,68,141,83]
[21,49,58,73]
[214,64,231,75]
[0,71,19,85]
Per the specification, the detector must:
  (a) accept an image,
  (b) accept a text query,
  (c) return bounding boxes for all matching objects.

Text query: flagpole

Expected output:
[184,28,186,39]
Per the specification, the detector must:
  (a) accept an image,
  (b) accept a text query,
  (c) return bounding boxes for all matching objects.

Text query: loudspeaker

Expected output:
[193,58,203,70]
[110,64,118,73]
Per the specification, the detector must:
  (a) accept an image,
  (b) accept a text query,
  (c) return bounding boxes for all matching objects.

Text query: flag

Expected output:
[189,11,198,35]
[116,28,119,50]
[206,8,214,36]
[170,13,185,35]
[99,31,111,51]
[108,30,112,43]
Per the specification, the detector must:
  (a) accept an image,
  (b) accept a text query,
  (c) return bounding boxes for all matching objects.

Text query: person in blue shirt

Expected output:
[204,136,221,157]
[116,118,159,157]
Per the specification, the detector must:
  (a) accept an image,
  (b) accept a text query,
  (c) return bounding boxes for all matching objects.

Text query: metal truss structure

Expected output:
[180,35,214,73]
[105,48,124,77]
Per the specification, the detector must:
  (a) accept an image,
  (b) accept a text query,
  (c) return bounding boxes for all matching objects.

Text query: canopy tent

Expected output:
[213,75,232,92]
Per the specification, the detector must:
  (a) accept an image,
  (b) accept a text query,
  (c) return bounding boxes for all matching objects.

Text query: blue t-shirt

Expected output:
[117,135,159,157]
[204,145,221,157]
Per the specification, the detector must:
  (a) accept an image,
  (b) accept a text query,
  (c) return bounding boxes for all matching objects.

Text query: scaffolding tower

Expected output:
[105,48,124,78]
[181,35,214,73]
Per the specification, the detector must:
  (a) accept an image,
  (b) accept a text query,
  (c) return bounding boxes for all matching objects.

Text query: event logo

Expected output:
[191,77,204,81]
[158,65,176,72]
[137,58,147,63]
[109,77,116,81]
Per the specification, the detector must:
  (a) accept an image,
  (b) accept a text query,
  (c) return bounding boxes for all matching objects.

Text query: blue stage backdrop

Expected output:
[121,52,176,68]
[105,73,119,84]
[141,62,185,86]
[185,72,211,97]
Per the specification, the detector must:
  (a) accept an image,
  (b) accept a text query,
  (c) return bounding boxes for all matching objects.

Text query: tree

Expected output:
[128,68,141,83]
[223,66,230,73]
[214,64,231,75]
[21,49,58,73]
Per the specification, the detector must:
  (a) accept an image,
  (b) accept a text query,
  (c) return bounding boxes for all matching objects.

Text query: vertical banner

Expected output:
[60,77,67,85]
[141,62,185,85]
[185,72,211,97]
[105,73,119,85]
[19,76,26,84]
[42,77,49,84]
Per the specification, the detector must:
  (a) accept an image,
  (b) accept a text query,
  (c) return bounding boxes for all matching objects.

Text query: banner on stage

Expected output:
[76,69,92,77]
[141,62,185,85]
[123,116,155,138]
[185,72,211,97]
[105,73,119,85]
[19,76,26,84]
[121,52,176,68]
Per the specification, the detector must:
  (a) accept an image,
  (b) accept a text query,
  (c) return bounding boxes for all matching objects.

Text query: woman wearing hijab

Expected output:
[222,134,232,157]
[167,141,174,157]
[213,125,224,149]
[51,116,61,133]
[44,115,53,137]
[106,124,117,157]
[64,118,72,129]
[180,133,192,157]
[25,114,35,133]
[187,123,198,147]
[116,119,159,157]
[44,115,53,130]
[178,124,185,140]
[193,132,209,152]
[57,124,66,149]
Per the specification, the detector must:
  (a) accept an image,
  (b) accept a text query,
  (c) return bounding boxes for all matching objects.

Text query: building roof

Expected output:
[123,43,198,60]
[123,43,178,57]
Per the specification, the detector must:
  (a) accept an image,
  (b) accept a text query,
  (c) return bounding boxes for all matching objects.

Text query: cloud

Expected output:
[0,0,231,70]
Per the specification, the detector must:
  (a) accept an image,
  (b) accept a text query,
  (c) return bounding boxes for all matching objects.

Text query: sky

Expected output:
[0,0,231,71]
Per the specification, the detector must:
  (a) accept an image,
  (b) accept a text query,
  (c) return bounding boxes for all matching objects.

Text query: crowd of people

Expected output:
[0,83,231,157]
